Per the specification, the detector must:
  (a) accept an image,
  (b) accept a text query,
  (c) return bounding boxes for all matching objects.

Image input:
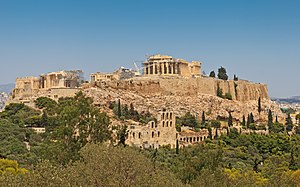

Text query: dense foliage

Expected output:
[2,93,300,186]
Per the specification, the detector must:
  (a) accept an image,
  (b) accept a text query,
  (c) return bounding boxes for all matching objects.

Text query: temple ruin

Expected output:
[12,70,83,102]
[143,54,202,77]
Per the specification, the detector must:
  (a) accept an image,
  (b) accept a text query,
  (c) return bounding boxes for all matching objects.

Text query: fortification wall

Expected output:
[100,77,268,102]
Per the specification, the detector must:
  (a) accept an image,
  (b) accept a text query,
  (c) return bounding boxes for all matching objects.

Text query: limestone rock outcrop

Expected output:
[85,77,283,124]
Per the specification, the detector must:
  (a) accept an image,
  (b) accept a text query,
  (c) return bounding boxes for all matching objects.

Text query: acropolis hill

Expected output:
[8,54,283,123]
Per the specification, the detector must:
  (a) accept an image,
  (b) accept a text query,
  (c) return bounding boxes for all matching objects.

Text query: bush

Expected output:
[225,93,232,100]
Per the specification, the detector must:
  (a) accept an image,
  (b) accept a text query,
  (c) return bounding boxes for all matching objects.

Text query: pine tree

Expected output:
[117,99,121,118]
[268,110,273,125]
[258,97,261,114]
[209,71,216,78]
[217,85,223,98]
[201,111,205,125]
[228,112,233,127]
[247,114,251,128]
[217,66,228,80]
[249,113,254,124]
[242,115,246,126]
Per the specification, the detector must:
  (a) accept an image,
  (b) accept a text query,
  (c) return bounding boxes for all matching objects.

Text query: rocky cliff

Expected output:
[86,77,283,124]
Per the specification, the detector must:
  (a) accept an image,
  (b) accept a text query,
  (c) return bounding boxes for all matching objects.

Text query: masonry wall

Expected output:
[102,77,269,102]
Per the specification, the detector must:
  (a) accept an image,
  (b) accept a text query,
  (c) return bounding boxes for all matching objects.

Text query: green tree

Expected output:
[268,110,273,126]
[249,113,255,124]
[285,114,293,132]
[211,120,221,129]
[34,97,58,116]
[117,125,128,146]
[228,112,233,127]
[217,85,223,98]
[0,159,28,174]
[42,92,112,165]
[209,71,216,78]
[217,66,228,80]
[201,111,205,125]
[258,97,261,114]
[180,112,198,128]
[117,99,121,118]
[241,115,246,126]
[269,122,285,133]
[296,114,300,125]
[225,92,232,100]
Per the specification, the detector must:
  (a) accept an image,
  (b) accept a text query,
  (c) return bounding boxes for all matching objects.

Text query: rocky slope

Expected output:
[84,77,283,124]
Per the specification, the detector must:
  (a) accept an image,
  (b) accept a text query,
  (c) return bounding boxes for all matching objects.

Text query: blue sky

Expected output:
[0,0,299,98]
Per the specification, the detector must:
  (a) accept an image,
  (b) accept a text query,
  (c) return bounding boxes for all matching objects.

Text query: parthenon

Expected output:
[143,54,202,77]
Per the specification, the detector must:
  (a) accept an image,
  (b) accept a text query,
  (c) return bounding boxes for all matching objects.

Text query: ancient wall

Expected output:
[101,77,268,102]
[126,111,178,149]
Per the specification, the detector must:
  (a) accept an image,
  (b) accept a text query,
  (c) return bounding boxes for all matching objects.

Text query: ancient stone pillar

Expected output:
[166,62,169,74]
[170,62,173,74]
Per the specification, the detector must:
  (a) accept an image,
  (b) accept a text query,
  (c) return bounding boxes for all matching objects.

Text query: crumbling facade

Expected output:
[12,70,83,102]
[126,111,178,149]
[90,67,136,83]
[90,72,114,83]
[39,70,83,89]
[143,54,201,77]
[126,111,210,149]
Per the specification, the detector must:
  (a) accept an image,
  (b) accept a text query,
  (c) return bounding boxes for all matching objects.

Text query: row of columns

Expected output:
[144,62,181,75]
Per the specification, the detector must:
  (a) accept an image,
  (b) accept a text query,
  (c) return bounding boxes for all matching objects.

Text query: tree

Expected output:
[286,114,293,132]
[42,92,112,165]
[268,122,284,133]
[217,85,223,98]
[117,125,128,146]
[247,114,251,128]
[249,113,255,124]
[117,99,122,118]
[258,97,261,114]
[201,111,205,125]
[241,115,246,126]
[180,112,198,128]
[228,112,233,127]
[225,93,232,100]
[0,159,27,174]
[268,110,273,126]
[209,71,216,78]
[211,120,221,129]
[296,114,300,125]
[217,66,228,80]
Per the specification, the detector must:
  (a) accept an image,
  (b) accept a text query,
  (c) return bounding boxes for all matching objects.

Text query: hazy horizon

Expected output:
[1,0,299,98]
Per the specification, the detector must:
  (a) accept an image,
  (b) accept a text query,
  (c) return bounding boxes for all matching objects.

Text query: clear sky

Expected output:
[0,0,299,98]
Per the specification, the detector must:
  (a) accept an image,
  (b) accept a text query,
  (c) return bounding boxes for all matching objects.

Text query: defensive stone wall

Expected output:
[99,77,268,102]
